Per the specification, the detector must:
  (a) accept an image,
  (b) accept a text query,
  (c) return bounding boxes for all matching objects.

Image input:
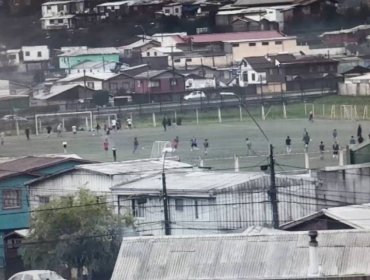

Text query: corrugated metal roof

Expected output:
[281,204,370,230]
[111,230,370,280]
[77,159,192,176]
[112,171,264,195]
[0,156,85,180]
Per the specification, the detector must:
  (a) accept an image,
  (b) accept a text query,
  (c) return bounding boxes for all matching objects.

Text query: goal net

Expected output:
[340,105,355,120]
[35,111,93,135]
[150,141,173,159]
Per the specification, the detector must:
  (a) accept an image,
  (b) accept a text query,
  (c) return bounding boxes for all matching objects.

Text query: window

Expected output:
[3,190,21,209]
[86,81,94,89]
[146,52,150,56]
[251,73,256,81]
[175,199,184,211]
[317,65,325,72]
[136,80,142,88]
[195,200,199,219]
[8,54,16,60]
[58,19,63,23]
[25,51,30,56]
[243,72,248,82]
[262,42,269,46]
[122,82,129,89]
[174,58,181,63]
[149,80,160,88]
[47,5,51,10]
[39,196,50,205]
[185,58,192,62]
[170,78,178,86]
[232,43,239,47]
[175,8,179,13]
[37,51,42,57]
[164,8,170,13]
[57,4,63,11]
[249,42,256,46]
[110,82,118,91]
[132,198,147,217]
[275,41,282,45]
[154,52,157,56]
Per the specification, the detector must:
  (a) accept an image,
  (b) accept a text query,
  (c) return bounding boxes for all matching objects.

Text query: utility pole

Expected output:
[162,152,171,235]
[268,144,279,229]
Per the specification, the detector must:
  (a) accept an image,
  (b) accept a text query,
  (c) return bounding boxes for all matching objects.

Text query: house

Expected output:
[119,39,162,60]
[40,0,85,30]
[111,229,370,280]
[174,31,309,63]
[0,156,91,277]
[21,46,50,72]
[320,25,370,47]
[112,171,318,236]
[58,47,120,70]
[32,84,96,111]
[280,204,370,231]
[160,3,182,18]
[216,7,287,32]
[97,0,131,21]
[25,159,193,211]
[238,54,339,94]
[56,72,135,95]
[134,70,185,102]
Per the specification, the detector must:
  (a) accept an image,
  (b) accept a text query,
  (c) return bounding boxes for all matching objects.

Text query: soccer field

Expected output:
[1,118,368,172]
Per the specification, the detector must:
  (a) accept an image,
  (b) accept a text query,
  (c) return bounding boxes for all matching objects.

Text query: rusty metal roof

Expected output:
[111,230,370,280]
[0,156,86,180]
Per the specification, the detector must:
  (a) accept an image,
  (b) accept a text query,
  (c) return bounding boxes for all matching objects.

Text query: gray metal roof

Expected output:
[77,159,192,176]
[111,230,370,280]
[281,204,370,230]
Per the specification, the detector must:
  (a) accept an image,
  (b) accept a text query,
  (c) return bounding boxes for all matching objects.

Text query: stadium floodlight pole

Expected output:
[135,25,146,42]
[219,92,279,229]
[161,149,172,235]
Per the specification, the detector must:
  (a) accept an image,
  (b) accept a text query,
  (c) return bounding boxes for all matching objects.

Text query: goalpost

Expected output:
[93,113,117,128]
[150,141,173,159]
[35,111,93,135]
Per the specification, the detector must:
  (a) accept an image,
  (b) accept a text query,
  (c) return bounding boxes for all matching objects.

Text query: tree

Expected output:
[92,90,110,107]
[22,189,133,280]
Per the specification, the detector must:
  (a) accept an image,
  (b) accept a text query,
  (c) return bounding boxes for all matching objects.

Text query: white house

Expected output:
[161,3,182,18]
[112,171,318,236]
[184,73,216,89]
[21,46,50,71]
[21,46,50,62]
[40,0,84,30]
[26,159,193,211]
[238,56,270,87]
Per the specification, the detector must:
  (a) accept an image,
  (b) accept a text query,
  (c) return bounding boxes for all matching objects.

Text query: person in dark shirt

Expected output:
[319,141,325,160]
[332,141,340,159]
[285,136,292,154]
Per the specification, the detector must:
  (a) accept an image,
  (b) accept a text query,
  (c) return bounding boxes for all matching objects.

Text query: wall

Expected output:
[185,78,216,89]
[230,38,309,62]
[135,73,185,94]
[315,164,370,208]
[59,54,120,69]
[339,82,370,96]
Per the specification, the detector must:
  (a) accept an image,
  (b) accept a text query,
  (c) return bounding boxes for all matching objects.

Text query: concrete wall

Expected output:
[59,54,120,69]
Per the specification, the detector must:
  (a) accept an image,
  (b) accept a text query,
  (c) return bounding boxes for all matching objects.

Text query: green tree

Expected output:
[22,189,133,280]
[92,90,110,107]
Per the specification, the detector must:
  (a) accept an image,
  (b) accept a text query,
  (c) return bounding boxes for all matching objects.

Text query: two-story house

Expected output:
[40,0,84,30]
[161,3,182,18]
[239,54,339,94]
[0,156,91,277]
[21,46,50,72]
[134,70,185,102]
